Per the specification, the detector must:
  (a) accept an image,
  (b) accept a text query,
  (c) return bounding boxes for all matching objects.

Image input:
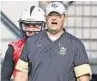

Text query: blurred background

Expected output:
[0,1,97,81]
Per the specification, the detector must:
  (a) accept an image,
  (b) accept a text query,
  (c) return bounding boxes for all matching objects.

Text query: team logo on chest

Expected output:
[59,46,67,56]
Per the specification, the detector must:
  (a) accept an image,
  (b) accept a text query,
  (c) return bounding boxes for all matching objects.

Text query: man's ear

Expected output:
[63,15,67,22]
[64,15,67,21]
[63,15,67,26]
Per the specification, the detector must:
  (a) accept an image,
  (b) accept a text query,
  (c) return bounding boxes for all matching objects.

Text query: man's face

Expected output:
[46,12,65,33]
[22,23,41,36]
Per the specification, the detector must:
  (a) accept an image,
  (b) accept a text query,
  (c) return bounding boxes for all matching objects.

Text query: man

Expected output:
[1,6,45,81]
[15,2,92,81]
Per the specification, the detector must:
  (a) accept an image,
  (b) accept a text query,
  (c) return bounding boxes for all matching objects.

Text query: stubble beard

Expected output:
[47,28,59,35]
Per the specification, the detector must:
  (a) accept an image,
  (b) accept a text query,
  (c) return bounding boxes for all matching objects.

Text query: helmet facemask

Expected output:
[19,20,45,39]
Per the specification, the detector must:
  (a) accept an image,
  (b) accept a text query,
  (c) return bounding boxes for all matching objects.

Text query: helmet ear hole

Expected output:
[19,6,46,39]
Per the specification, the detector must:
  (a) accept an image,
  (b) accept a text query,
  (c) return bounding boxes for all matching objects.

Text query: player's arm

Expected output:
[1,46,14,81]
[14,71,28,81]
[14,59,28,81]
[14,41,29,81]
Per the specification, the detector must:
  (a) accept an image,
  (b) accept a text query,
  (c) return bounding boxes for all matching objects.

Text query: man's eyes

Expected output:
[48,14,61,18]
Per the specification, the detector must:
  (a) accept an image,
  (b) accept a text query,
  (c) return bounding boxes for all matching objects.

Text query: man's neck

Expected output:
[46,29,64,41]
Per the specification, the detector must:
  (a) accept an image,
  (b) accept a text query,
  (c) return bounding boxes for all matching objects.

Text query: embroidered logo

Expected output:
[59,47,67,56]
[51,3,58,8]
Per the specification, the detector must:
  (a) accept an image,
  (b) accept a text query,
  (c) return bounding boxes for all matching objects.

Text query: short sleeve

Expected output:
[74,41,89,66]
[74,40,92,77]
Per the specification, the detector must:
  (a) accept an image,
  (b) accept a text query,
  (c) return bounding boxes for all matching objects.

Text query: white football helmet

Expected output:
[19,6,45,39]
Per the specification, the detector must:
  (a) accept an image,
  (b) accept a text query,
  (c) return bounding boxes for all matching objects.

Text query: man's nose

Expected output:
[51,16,57,21]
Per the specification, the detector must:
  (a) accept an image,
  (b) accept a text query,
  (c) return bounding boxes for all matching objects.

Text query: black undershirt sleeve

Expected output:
[1,45,14,81]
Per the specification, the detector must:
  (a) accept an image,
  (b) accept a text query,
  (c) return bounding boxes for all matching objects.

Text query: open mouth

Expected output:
[51,22,57,25]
